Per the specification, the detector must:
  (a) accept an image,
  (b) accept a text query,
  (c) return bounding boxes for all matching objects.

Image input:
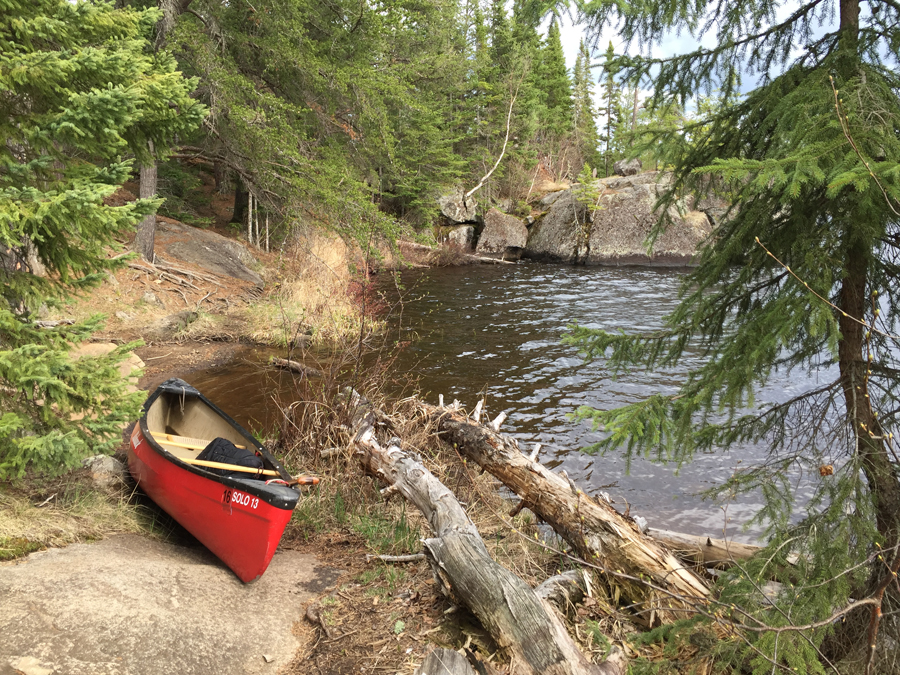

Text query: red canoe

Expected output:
[127,378,301,582]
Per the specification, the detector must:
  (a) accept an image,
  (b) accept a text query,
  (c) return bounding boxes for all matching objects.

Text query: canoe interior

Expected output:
[146,390,262,466]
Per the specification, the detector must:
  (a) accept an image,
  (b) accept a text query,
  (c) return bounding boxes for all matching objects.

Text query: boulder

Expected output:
[524,171,714,265]
[156,219,263,288]
[613,158,642,176]
[438,190,477,223]
[475,208,528,260]
[524,191,585,262]
[81,455,127,491]
[539,190,569,208]
[141,291,163,307]
[448,225,475,250]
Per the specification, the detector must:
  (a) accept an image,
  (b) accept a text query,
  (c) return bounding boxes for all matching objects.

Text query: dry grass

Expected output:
[246,228,384,347]
[0,470,157,560]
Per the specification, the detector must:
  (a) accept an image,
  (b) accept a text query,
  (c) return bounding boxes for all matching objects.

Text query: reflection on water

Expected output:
[175,262,824,541]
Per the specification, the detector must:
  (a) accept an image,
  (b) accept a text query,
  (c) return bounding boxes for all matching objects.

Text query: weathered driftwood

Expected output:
[352,406,625,675]
[270,356,323,378]
[418,402,710,626]
[646,528,761,570]
[536,570,589,618]
[414,648,477,675]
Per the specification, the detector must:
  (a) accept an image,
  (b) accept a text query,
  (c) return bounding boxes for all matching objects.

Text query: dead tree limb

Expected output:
[646,528,761,570]
[270,357,323,378]
[351,402,625,675]
[417,402,710,626]
[415,648,477,675]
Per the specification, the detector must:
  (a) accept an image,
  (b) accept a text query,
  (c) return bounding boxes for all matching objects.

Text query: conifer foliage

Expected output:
[571,0,900,669]
[0,0,203,477]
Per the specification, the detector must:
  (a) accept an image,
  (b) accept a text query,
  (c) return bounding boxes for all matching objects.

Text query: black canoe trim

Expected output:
[139,378,300,511]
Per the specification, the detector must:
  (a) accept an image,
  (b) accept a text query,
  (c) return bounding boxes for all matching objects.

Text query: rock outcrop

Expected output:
[156,218,263,288]
[438,190,477,224]
[475,208,528,260]
[448,225,475,250]
[524,172,713,265]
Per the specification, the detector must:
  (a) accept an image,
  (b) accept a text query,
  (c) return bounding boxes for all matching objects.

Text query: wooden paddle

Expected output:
[148,431,319,485]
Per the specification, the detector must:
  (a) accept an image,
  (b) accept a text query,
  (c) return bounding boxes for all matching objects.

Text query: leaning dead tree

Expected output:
[350,398,626,675]
[416,401,711,626]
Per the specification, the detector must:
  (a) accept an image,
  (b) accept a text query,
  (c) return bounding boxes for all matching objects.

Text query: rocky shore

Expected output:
[439,169,724,265]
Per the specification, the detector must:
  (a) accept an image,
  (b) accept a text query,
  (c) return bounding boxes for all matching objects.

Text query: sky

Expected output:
[550,2,846,112]
[552,11,718,115]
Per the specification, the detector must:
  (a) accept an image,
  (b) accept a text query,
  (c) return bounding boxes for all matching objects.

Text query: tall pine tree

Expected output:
[572,39,601,172]
[597,42,624,176]
[538,21,573,140]
[0,0,203,477]
[573,0,900,667]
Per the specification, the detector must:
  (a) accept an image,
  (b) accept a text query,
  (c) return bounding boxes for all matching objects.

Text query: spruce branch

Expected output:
[754,237,900,342]
[829,76,900,218]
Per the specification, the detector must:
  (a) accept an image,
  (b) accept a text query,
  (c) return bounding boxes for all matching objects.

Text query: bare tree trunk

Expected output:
[415,648,476,675]
[134,2,192,262]
[418,402,710,626]
[135,142,157,262]
[646,528,760,570]
[631,85,639,134]
[213,161,228,194]
[231,180,247,225]
[352,403,626,675]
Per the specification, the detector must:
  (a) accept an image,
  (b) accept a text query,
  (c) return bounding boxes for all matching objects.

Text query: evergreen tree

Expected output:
[0,0,203,477]
[457,2,491,160]
[488,0,513,75]
[596,42,624,176]
[572,39,601,171]
[573,0,900,666]
[538,21,573,139]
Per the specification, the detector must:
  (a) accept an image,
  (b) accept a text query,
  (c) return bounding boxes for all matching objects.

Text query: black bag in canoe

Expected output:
[196,437,265,478]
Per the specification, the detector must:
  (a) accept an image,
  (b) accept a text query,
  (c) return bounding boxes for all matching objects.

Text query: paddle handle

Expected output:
[288,476,320,486]
[179,456,281,477]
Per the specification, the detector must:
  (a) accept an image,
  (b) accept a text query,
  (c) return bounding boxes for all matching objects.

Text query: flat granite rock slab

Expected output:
[0,534,338,675]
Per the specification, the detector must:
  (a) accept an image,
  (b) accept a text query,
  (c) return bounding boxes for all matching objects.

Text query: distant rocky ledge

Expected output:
[439,170,726,266]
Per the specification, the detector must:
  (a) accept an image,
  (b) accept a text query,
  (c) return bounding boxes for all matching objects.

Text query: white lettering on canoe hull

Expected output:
[222,489,259,510]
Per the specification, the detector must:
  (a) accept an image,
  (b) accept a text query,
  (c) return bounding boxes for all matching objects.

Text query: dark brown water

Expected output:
[178,263,825,540]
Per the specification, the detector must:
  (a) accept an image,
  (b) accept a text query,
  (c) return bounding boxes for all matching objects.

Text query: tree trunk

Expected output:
[135,145,157,262]
[351,402,626,675]
[645,529,760,570]
[134,2,191,262]
[826,237,900,662]
[213,161,229,195]
[418,402,710,626]
[231,179,248,224]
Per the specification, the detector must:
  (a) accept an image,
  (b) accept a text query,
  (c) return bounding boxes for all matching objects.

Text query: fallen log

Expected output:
[351,403,625,675]
[415,648,477,675]
[270,357,323,378]
[646,528,761,570]
[536,570,590,618]
[418,401,710,626]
